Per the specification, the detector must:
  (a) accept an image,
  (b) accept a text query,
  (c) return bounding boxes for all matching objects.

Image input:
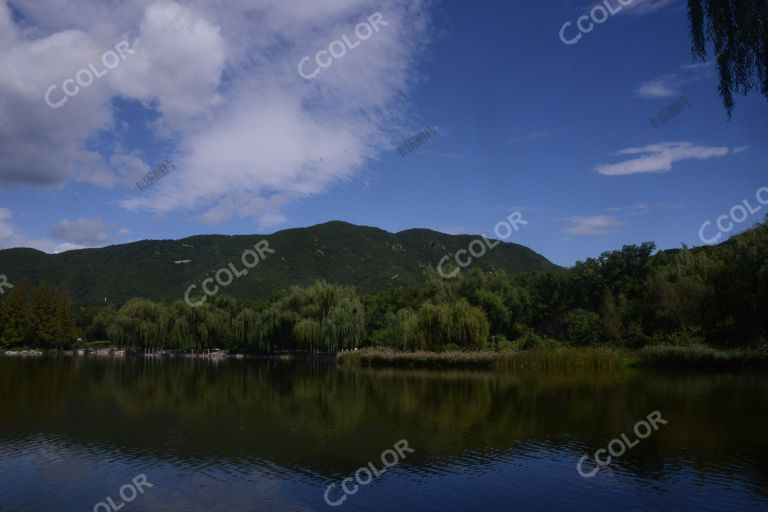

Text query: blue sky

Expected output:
[0,0,766,266]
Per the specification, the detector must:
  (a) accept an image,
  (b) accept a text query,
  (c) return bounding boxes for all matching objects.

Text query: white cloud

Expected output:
[605,203,652,215]
[0,208,54,251]
[564,215,622,236]
[605,202,683,215]
[635,76,679,98]
[0,209,120,252]
[49,218,109,245]
[595,142,733,176]
[0,0,433,228]
[618,0,676,16]
[635,52,720,99]
[52,242,89,253]
[115,2,227,123]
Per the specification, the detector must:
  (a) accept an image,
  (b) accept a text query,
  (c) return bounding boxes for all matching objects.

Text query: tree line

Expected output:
[0,282,77,347]
[2,219,766,352]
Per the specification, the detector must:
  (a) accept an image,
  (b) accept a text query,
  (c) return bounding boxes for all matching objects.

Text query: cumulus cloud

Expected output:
[564,215,623,236]
[0,208,53,251]
[49,218,109,245]
[0,0,433,227]
[0,208,119,252]
[595,142,733,176]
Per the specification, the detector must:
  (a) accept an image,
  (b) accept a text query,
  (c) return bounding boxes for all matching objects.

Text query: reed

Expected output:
[637,345,768,368]
[339,345,768,370]
[337,346,633,371]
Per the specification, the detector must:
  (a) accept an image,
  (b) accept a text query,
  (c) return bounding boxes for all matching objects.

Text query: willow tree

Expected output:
[294,318,323,351]
[405,300,490,351]
[322,296,366,351]
[688,0,768,116]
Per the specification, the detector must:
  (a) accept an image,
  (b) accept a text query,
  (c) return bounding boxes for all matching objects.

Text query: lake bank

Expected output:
[337,345,768,370]
[4,344,767,369]
[0,346,338,361]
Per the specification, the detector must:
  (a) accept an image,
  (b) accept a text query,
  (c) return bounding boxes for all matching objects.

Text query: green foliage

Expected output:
[339,346,630,370]
[638,344,768,368]
[487,334,518,352]
[687,0,768,117]
[0,221,557,306]
[370,308,416,349]
[0,281,30,347]
[98,281,366,353]
[0,281,76,347]
[404,300,490,351]
[564,309,602,345]
[3,219,767,354]
[521,333,544,351]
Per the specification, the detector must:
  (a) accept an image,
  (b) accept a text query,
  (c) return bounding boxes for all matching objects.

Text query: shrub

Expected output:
[623,322,650,349]
[564,309,602,345]
[487,334,519,352]
[521,333,544,350]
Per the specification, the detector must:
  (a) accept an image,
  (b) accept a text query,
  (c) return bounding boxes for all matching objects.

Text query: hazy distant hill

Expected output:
[0,221,557,305]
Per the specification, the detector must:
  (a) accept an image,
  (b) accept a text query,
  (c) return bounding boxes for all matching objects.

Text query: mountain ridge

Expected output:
[0,220,558,305]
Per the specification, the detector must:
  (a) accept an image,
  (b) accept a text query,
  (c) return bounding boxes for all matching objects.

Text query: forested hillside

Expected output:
[2,219,765,353]
[0,221,556,306]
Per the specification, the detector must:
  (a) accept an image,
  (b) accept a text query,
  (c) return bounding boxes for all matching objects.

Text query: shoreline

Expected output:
[337,346,768,370]
[4,345,768,370]
[0,347,338,362]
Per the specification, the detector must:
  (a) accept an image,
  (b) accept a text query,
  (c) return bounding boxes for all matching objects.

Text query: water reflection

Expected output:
[1,358,767,511]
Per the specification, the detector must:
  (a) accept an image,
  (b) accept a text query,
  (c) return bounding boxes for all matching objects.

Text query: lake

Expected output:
[1,357,767,511]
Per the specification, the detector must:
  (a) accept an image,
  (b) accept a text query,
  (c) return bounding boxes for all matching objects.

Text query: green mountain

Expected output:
[0,221,557,305]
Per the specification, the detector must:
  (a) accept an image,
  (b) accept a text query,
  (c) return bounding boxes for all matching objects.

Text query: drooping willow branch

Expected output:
[687,0,768,117]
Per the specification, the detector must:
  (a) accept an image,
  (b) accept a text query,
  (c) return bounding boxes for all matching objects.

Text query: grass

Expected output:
[338,344,768,371]
[637,344,768,368]
[338,346,632,371]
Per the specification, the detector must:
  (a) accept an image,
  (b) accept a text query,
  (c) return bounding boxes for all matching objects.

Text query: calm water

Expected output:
[1,358,767,512]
